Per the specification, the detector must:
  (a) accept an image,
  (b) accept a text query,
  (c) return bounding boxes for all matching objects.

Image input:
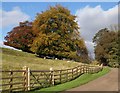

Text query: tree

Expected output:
[93,28,119,67]
[4,21,35,52]
[31,5,88,61]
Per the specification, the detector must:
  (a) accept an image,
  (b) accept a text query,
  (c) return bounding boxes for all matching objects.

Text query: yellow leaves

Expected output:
[51,23,58,28]
[31,32,61,53]
[39,24,47,33]
[30,5,88,61]
[78,40,86,48]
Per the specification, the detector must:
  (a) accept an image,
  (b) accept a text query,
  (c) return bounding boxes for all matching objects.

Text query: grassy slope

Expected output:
[29,67,110,93]
[1,47,81,70]
[1,48,110,93]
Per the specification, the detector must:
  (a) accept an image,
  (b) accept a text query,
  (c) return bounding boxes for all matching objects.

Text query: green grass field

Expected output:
[1,47,81,70]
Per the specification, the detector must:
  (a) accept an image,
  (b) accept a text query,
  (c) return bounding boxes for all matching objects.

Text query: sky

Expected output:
[0,2,118,58]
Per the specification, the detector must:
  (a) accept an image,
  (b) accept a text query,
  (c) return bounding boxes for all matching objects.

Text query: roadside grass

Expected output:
[28,67,110,93]
[1,47,81,70]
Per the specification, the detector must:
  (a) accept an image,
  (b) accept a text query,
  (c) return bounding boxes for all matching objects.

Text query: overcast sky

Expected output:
[0,2,118,58]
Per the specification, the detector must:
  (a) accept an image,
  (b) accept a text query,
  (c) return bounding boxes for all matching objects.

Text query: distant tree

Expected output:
[31,5,88,61]
[4,21,35,52]
[93,28,119,67]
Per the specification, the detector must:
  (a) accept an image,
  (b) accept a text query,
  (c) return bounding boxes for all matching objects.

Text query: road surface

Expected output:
[62,68,119,92]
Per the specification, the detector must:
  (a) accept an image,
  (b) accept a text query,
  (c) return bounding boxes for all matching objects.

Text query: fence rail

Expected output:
[0,64,103,92]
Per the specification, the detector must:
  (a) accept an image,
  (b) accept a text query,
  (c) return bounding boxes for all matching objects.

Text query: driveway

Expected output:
[62,68,119,92]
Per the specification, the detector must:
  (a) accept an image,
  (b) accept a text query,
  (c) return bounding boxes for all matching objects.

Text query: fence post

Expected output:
[86,66,88,73]
[23,66,30,91]
[9,70,13,92]
[100,64,103,70]
[66,70,68,81]
[87,65,89,73]
[27,67,30,91]
[89,66,92,74]
[87,66,89,73]
[86,65,87,73]
[23,67,26,91]
[76,67,78,76]
[50,68,54,86]
[79,66,82,75]
[59,70,62,83]
[72,68,73,79]
[83,65,85,73]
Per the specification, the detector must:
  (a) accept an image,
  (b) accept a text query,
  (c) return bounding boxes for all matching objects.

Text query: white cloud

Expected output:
[0,41,3,47]
[85,41,95,59]
[76,5,118,58]
[0,41,21,51]
[1,7,30,28]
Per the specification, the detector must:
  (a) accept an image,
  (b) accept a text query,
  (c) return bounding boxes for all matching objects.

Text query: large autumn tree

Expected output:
[93,28,119,67]
[4,21,35,52]
[31,5,88,61]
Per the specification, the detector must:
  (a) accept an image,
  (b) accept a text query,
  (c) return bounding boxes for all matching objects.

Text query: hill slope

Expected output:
[1,47,81,70]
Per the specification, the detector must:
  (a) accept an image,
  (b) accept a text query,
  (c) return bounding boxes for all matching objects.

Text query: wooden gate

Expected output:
[30,70,53,90]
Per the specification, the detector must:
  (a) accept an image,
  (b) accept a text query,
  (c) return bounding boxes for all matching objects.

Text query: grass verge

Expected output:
[28,67,110,93]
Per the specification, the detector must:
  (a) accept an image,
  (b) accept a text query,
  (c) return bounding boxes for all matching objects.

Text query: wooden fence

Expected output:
[0,64,103,92]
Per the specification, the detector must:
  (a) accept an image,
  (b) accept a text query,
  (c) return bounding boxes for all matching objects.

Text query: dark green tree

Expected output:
[93,28,119,67]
